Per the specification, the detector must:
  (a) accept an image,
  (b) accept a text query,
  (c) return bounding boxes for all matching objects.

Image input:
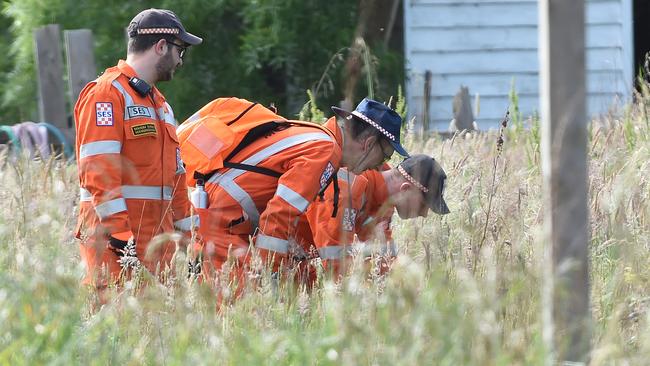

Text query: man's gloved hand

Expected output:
[108,236,141,270]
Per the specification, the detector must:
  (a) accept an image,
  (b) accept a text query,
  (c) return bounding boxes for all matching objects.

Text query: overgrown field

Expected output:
[0,102,649,365]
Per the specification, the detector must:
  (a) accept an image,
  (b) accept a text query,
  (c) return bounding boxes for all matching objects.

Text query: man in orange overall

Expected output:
[305,154,450,277]
[74,9,202,291]
[183,98,409,297]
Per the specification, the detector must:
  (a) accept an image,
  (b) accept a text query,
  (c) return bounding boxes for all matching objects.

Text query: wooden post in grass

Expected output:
[422,70,432,137]
[65,29,96,108]
[34,24,67,131]
[539,0,591,364]
[64,29,96,144]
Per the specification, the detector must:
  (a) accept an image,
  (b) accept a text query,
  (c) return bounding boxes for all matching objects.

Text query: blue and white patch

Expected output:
[95,102,114,126]
[319,162,335,188]
[126,105,152,119]
[342,208,357,232]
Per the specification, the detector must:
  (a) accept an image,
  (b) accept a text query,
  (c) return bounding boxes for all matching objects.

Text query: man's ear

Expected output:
[399,181,411,192]
[363,135,376,151]
[154,39,167,55]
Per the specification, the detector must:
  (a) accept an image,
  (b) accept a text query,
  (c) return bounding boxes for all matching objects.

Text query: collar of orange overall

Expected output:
[324,116,344,149]
[116,59,164,101]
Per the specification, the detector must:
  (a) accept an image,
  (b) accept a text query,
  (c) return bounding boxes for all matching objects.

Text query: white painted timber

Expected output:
[404,0,633,130]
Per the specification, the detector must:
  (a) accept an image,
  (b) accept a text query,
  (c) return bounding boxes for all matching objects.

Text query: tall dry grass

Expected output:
[0,94,648,364]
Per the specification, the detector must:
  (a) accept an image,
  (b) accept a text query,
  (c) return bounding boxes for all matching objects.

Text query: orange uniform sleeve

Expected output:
[166,103,194,233]
[255,139,341,269]
[75,82,132,237]
[356,169,396,258]
[303,170,367,276]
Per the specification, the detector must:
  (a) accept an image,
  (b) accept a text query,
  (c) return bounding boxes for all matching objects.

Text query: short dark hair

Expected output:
[347,115,384,142]
[127,34,176,54]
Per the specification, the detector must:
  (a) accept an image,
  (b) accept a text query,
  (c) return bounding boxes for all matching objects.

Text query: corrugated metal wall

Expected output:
[404,0,633,130]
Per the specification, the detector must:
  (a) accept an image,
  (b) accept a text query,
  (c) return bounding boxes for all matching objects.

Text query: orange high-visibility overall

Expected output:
[178,101,343,295]
[74,60,195,288]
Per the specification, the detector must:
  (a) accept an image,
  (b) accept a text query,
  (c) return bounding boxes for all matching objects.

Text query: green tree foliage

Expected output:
[0,0,404,125]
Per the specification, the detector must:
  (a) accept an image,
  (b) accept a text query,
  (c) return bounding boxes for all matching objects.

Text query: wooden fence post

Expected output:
[422,70,432,137]
[539,0,591,364]
[34,24,67,131]
[65,29,96,108]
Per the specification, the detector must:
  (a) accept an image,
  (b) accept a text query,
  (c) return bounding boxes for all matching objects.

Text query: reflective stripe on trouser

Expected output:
[318,241,398,260]
[174,215,200,231]
[94,198,127,220]
[256,234,289,254]
[80,186,174,202]
[207,132,333,231]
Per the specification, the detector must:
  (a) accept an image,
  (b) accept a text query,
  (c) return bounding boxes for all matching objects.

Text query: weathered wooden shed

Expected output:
[403,0,647,130]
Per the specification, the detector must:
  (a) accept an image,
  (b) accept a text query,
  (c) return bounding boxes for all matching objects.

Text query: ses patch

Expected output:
[95,102,114,126]
[131,123,157,137]
[126,105,152,119]
[319,162,335,188]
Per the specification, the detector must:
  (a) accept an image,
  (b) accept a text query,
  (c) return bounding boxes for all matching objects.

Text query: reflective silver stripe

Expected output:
[111,81,157,121]
[174,215,200,231]
[111,80,134,107]
[80,186,173,202]
[79,187,92,202]
[176,164,186,174]
[220,179,260,230]
[362,216,374,226]
[164,103,177,126]
[256,234,289,254]
[337,169,356,182]
[318,242,398,260]
[186,111,201,123]
[79,140,121,159]
[275,184,310,213]
[318,245,347,260]
[122,185,173,200]
[360,241,398,257]
[178,111,201,134]
[157,107,176,126]
[208,132,333,185]
[94,198,127,219]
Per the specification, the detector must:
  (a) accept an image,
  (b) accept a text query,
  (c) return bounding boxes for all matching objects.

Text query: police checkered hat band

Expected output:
[136,27,180,35]
[349,111,396,142]
[398,164,429,193]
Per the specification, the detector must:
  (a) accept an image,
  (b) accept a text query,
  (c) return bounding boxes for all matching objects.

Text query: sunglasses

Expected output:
[166,40,187,59]
[377,139,394,163]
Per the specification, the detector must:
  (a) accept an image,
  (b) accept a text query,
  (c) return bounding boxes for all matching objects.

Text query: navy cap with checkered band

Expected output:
[127,8,202,46]
[332,98,409,157]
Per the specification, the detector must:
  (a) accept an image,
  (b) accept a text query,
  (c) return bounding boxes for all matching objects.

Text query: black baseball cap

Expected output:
[399,154,450,215]
[127,8,202,45]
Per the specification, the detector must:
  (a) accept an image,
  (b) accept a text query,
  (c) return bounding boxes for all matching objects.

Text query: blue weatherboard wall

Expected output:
[404,0,633,130]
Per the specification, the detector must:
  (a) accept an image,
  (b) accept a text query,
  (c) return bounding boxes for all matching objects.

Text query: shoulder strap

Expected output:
[316,168,340,218]
[195,121,287,182]
[222,161,282,178]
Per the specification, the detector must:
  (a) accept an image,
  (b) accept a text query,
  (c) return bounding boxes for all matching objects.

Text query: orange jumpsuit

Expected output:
[74,60,194,287]
[196,116,343,283]
[301,164,395,276]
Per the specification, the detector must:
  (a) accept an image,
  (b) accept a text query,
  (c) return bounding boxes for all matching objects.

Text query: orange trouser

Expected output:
[79,234,176,290]
[195,233,319,307]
